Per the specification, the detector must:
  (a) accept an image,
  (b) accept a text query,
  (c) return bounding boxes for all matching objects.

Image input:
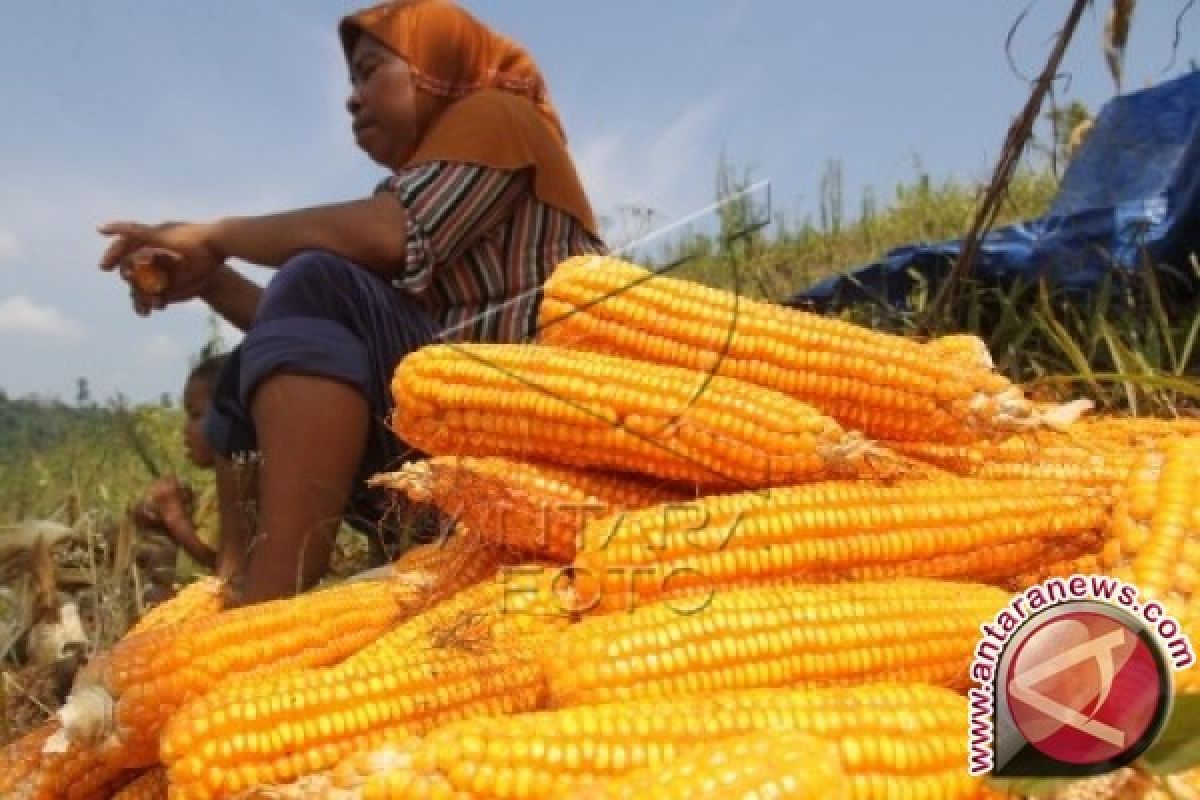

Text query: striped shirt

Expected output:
[377,161,607,343]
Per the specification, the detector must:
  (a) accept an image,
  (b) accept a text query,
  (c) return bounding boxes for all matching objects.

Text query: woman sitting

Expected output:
[99,0,605,605]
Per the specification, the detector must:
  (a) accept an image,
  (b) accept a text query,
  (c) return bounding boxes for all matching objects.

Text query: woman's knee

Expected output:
[257,250,359,322]
[257,250,434,334]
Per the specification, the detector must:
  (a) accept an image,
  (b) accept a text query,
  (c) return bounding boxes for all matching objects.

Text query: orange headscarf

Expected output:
[340,0,598,235]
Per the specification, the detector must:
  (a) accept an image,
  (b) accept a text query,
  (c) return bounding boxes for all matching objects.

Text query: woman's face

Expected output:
[182,376,215,469]
[347,34,420,169]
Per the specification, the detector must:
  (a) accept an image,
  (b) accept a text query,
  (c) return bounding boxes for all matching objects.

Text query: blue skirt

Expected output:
[203,250,441,555]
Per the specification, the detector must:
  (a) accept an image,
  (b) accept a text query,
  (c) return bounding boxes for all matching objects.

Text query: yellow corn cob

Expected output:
[1118,766,1200,800]
[362,567,571,665]
[571,478,1112,610]
[536,256,1076,443]
[925,332,995,369]
[1175,604,1200,693]
[112,767,167,800]
[70,580,234,721]
[322,737,424,796]
[545,580,1008,705]
[372,457,688,562]
[635,537,1104,614]
[392,343,904,490]
[161,574,562,799]
[361,568,515,661]
[568,731,848,799]
[1127,437,1200,603]
[1077,414,1200,447]
[360,768,475,800]
[386,456,688,512]
[973,455,1139,487]
[203,578,569,800]
[221,738,433,800]
[162,640,546,800]
[387,525,528,605]
[8,731,130,800]
[342,571,570,671]
[1008,548,1107,591]
[54,578,409,769]
[1108,448,1167,574]
[844,530,1107,593]
[886,432,1139,488]
[884,438,1026,473]
[127,577,224,637]
[363,684,980,800]
[0,723,54,796]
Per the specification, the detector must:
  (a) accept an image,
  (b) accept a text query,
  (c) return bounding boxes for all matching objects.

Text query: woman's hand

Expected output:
[98,220,226,315]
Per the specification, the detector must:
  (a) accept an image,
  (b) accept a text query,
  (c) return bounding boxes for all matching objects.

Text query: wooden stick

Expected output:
[921,0,1092,330]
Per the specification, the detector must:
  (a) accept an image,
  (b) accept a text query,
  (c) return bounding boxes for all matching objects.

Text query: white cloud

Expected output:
[140,333,183,363]
[0,295,83,340]
[0,229,18,265]
[574,130,627,220]
[574,94,726,247]
[0,147,310,401]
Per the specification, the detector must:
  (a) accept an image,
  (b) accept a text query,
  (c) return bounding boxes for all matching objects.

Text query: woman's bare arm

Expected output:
[100,192,411,319]
[201,265,262,332]
[213,193,410,273]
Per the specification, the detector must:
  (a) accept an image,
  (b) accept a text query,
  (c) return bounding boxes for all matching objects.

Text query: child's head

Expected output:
[182,353,227,469]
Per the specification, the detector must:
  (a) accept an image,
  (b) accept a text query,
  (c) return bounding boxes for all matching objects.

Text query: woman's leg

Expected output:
[238,374,368,604]
[203,250,438,603]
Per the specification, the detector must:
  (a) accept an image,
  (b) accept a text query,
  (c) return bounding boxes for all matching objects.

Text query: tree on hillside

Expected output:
[75,378,92,408]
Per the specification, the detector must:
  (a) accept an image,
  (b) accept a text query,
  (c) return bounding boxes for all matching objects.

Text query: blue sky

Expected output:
[1,1,1196,403]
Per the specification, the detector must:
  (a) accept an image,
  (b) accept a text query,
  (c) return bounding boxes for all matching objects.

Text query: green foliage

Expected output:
[823,259,1199,414]
[1142,693,1200,776]
[0,393,105,456]
[984,775,1082,797]
[670,160,1059,304]
[0,326,231,524]
[1040,99,1093,167]
[0,395,200,525]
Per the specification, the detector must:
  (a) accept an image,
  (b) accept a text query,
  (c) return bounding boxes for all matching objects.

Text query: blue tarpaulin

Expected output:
[791,70,1200,310]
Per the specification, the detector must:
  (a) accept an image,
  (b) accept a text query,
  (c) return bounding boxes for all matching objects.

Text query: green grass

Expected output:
[670,162,1060,302]
[0,402,204,527]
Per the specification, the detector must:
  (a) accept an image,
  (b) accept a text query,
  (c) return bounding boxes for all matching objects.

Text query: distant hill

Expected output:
[0,392,116,462]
